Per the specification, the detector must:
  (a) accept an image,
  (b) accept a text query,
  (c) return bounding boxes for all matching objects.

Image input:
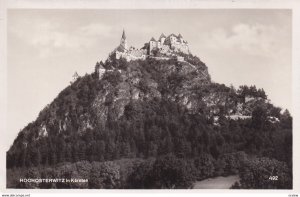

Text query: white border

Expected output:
[1,0,299,195]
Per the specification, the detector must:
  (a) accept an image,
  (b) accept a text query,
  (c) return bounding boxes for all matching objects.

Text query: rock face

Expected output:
[91,55,210,126]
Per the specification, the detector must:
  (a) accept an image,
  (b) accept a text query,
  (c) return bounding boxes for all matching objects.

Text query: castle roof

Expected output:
[99,64,105,69]
[159,33,166,40]
[169,33,178,38]
[150,37,156,42]
[73,72,79,77]
[115,44,126,52]
[122,29,126,39]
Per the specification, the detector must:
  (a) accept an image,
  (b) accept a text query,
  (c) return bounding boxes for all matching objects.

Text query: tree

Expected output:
[252,106,267,130]
[89,161,121,189]
[94,62,100,79]
[158,133,173,155]
[56,136,66,163]
[220,153,239,175]
[236,157,292,189]
[257,88,267,99]
[150,154,196,189]
[127,159,155,189]
[281,109,292,129]
[194,153,215,180]
[97,140,106,161]
[17,168,41,188]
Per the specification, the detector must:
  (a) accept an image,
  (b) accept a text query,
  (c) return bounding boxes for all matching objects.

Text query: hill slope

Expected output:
[6,50,292,189]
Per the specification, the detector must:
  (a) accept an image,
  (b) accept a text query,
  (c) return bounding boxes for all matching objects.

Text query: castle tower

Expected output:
[71,72,79,83]
[159,33,166,45]
[99,65,106,79]
[120,29,128,50]
[178,34,184,43]
[169,34,177,44]
[149,37,157,54]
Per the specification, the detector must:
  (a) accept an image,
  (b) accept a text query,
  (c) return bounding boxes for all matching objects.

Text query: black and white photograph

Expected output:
[0,0,300,195]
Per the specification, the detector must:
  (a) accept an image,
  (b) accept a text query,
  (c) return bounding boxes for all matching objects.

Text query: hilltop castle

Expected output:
[149,33,189,55]
[73,31,191,81]
[112,30,190,61]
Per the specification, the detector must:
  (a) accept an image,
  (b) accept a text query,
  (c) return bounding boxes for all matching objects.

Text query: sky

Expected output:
[6,9,292,150]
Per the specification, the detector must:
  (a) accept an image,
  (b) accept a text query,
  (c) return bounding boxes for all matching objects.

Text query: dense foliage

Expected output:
[231,157,292,189]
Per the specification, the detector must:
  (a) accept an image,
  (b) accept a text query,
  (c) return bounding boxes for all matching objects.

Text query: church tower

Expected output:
[120,29,128,50]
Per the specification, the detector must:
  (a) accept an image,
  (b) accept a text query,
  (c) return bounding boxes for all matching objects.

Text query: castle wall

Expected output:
[159,45,170,54]
[99,68,106,78]
[129,48,147,57]
[152,34,189,55]
[170,35,177,43]
[115,32,189,62]
[115,48,147,61]
[116,51,123,59]
[120,37,128,50]
[171,43,189,54]
[149,41,157,54]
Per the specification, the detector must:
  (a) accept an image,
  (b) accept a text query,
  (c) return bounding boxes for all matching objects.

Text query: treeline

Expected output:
[7,95,292,171]
[237,85,267,100]
[8,152,292,189]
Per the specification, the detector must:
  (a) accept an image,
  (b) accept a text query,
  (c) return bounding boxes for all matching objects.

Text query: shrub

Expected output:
[194,153,215,180]
[150,154,196,189]
[127,159,155,189]
[89,161,121,189]
[16,168,40,189]
[236,157,292,189]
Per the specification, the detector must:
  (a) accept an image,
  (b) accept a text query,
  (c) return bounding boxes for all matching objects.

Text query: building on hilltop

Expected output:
[148,33,189,55]
[120,29,128,50]
[163,33,189,54]
[98,64,106,79]
[71,72,79,83]
[94,62,106,79]
[113,30,147,61]
[112,30,190,61]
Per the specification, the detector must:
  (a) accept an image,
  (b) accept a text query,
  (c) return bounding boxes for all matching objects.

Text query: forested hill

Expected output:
[7,52,292,189]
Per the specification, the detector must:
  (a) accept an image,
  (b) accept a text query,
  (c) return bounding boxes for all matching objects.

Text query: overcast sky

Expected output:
[7,9,291,150]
